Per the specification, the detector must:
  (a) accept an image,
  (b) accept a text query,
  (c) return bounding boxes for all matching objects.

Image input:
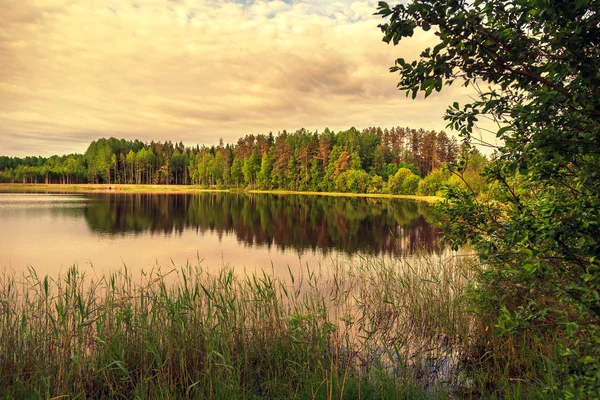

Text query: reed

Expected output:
[0,255,547,399]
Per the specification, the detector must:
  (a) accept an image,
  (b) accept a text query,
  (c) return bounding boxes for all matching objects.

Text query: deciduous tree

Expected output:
[379,0,600,394]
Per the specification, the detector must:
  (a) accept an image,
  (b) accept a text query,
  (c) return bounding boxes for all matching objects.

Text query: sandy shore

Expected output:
[0,183,442,202]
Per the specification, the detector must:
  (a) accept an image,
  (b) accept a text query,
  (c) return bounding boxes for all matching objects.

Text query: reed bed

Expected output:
[0,255,477,399]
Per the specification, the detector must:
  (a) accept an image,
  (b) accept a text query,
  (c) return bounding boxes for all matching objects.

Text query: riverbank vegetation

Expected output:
[0,126,488,197]
[0,255,551,399]
[0,183,442,203]
[379,0,600,397]
[2,0,597,396]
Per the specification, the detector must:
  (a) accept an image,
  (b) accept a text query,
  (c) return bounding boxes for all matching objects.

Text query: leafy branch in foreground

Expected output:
[378,0,600,396]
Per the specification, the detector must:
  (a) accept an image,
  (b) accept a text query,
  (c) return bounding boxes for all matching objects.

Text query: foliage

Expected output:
[242,151,260,188]
[333,169,371,193]
[367,174,385,194]
[416,169,448,196]
[230,157,244,188]
[388,167,412,193]
[257,152,274,190]
[0,126,458,194]
[378,0,600,395]
[447,150,488,196]
[402,174,420,195]
[388,167,421,195]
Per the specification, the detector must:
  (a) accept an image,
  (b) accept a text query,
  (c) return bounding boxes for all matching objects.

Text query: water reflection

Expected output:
[83,193,442,256]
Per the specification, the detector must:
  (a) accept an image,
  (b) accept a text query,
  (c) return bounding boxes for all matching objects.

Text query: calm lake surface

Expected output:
[0,192,442,277]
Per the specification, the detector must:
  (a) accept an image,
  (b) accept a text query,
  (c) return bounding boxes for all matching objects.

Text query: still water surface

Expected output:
[0,192,441,277]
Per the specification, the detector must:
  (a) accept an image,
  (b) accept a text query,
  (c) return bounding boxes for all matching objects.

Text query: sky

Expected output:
[0,0,489,157]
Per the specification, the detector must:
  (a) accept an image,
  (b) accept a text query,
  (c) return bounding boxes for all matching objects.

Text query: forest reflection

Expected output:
[83,193,442,256]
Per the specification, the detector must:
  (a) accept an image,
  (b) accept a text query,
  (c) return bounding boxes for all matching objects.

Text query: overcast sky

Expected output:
[0,0,490,157]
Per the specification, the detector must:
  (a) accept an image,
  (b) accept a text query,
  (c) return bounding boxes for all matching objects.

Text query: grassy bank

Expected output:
[0,183,442,202]
[0,256,467,399]
[0,256,553,399]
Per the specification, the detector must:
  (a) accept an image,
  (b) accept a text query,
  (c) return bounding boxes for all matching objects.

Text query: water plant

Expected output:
[0,255,550,398]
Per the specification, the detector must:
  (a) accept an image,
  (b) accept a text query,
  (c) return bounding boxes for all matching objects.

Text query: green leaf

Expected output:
[580,355,596,364]
[496,126,512,137]
[425,85,434,98]
[517,248,533,257]
[565,322,578,338]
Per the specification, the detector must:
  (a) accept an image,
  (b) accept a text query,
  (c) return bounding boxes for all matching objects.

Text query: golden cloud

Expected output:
[0,0,489,156]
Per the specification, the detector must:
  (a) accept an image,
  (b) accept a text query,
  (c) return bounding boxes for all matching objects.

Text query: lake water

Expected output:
[0,192,442,277]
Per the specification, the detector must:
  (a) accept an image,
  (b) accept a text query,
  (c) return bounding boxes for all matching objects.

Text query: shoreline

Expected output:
[0,183,442,202]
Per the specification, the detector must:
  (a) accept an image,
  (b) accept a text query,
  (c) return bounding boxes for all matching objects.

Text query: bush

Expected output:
[402,174,420,195]
[388,167,417,194]
[367,175,385,194]
[417,169,448,196]
[334,169,371,193]
[379,0,600,394]
[447,151,488,195]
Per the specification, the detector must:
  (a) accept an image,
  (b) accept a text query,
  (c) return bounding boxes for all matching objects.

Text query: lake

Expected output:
[0,192,442,277]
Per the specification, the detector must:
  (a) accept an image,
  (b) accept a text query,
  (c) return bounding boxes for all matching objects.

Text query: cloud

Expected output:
[0,0,484,157]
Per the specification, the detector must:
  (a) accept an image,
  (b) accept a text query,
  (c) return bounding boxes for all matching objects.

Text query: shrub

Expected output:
[388,167,416,194]
[367,175,385,194]
[417,169,448,196]
[402,174,420,195]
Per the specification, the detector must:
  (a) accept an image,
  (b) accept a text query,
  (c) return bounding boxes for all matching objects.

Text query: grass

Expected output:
[0,255,553,399]
[0,183,442,202]
[0,183,227,194]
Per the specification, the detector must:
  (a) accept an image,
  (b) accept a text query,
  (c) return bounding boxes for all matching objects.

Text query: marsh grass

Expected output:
[0,255,548,399]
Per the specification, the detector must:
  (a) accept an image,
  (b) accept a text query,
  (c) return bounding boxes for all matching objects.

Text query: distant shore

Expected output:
[0,183,442,202]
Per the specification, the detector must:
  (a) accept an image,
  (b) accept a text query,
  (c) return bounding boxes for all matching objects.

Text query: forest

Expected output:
[0,126,488,196]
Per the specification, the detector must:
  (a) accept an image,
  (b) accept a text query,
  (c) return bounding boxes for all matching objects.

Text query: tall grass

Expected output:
[0,255,547,399]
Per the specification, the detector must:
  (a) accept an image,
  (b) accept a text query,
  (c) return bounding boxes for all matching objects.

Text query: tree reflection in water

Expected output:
[83,193,442,256]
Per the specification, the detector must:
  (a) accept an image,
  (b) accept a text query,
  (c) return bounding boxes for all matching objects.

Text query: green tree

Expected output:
[230,157,244,188]
[110,153,117,184]
[84,139,113,183]
[388,167,411,193]
[126,150,136,184]
[171,149,188,185]
[447,150,488,195]
[379,0,600,395]
[346,169,371,193]
[402,174,420,195]
[416,169,447,197]
[242,152,260,188]
[187,153,198,184]
[209,151,225,186]
[197,152,213,186]
[308,159,324,191]
[64,154,86,184]
[367,175,385,194]
[373,145,385,176]
[119,153,126,184]
[286,153,298,190]
[257,152,273,190]
[380,163,399,182]
[135,148,155,184]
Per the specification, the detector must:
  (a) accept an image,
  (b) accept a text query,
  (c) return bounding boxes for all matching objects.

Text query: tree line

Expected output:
[0,126,488,195]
